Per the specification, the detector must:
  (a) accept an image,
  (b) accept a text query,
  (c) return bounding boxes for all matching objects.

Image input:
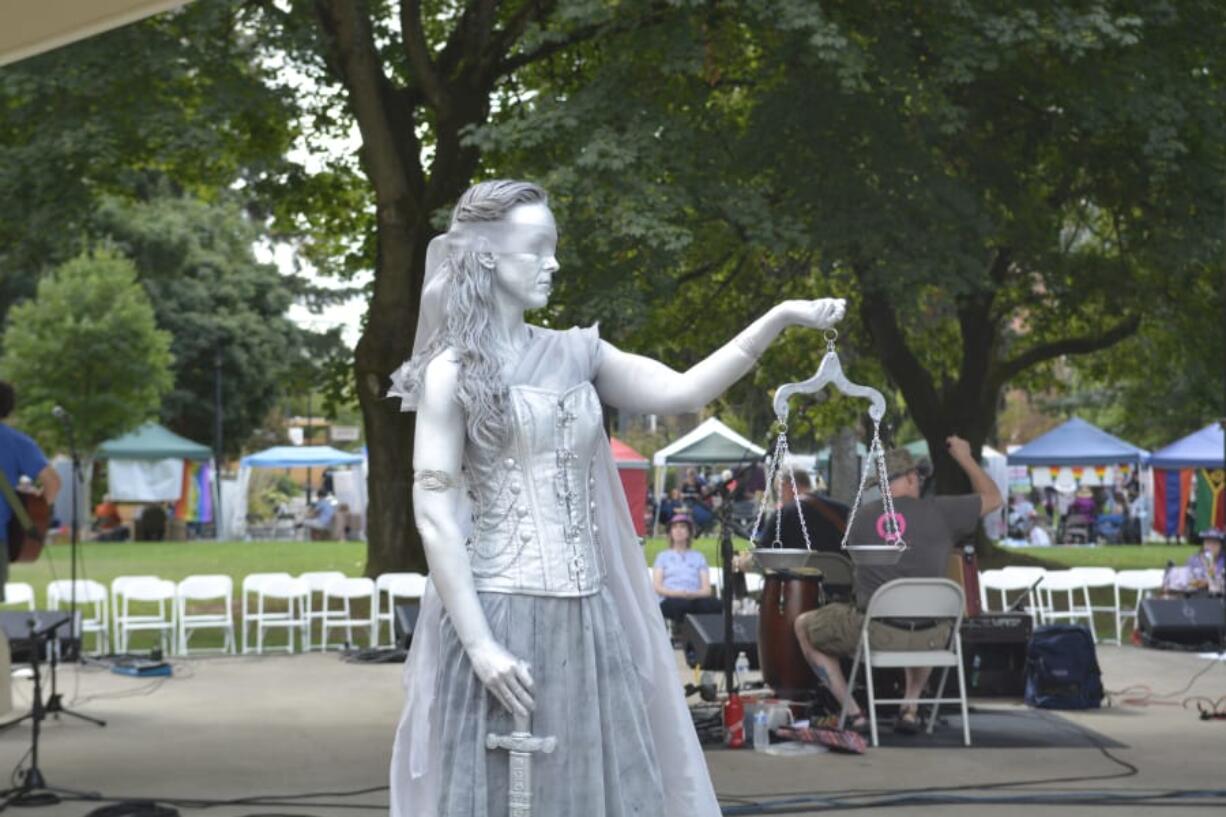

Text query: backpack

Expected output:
[1024,624,1104,710]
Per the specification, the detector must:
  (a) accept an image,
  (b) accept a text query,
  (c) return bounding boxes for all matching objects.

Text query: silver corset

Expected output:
[464,382,606,597]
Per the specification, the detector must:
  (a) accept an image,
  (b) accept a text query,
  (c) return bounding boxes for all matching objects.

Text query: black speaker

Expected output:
[1,610,82,663]
[393,603,420,649]
[1138,598,1226,648]
[679,613,759,670]
[960,614,1034,697]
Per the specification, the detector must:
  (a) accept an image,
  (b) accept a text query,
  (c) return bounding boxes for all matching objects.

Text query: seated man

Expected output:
[303,492,337,540]
[653,509,723,626]
[793,437,1001,733]
[754,470,848,553]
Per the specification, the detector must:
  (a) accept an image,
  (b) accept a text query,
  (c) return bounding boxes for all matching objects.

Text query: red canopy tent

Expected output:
[610,437,649,536]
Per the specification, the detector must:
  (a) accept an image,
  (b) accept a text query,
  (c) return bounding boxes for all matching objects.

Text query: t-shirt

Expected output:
[755,493,849,554]
[847,494,982,610]
[653,548,709,597]
[0,423,49,544]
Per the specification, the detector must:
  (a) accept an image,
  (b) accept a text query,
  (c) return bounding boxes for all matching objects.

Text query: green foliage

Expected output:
[0,0,298,325]
[94,193,324,455]
[475,0,1225,455]
[0,250,173,451]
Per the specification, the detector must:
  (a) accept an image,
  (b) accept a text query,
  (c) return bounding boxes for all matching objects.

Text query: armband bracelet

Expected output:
[414,469,460,492]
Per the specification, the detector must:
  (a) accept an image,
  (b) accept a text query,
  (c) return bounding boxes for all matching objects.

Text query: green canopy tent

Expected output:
[95,423,215,533]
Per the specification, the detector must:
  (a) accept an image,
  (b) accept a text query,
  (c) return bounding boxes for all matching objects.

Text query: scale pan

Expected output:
[846,544,906,566]
[751,548,827,574]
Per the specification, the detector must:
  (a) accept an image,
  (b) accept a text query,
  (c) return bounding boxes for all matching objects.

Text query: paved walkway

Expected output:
[0,644,1221,816]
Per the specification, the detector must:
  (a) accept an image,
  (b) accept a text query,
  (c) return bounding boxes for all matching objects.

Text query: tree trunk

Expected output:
[829,425,859,505]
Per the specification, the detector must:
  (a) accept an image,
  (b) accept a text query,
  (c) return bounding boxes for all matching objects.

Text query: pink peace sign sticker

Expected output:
[876,512,907,544]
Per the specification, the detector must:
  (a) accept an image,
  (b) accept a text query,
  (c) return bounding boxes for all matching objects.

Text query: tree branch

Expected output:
[400,0,445,107]
[313,1,423,220]
[498,9,668,75]
[491,0,557,57]
[856,275,943,433]
[993,314,1141,388]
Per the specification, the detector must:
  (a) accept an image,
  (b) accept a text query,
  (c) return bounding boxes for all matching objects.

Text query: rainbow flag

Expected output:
[174,461,213,523]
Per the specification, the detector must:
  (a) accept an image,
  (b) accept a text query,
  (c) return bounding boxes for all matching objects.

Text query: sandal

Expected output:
[847,713,872,734]
[894,710,921,735]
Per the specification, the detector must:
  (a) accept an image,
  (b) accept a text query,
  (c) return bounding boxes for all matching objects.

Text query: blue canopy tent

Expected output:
[1149,424,1225,470]
[240,445,364,468]
[1006,417,1148,467]
[228,446,365,540]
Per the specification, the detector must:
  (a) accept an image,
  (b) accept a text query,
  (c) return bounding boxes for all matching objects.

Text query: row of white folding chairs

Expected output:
[240,571,429,654]
[979,566,1165,644]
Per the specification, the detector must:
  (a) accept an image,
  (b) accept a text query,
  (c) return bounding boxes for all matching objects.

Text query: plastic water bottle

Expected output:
[753,707,769,752]
[735,651,750,689]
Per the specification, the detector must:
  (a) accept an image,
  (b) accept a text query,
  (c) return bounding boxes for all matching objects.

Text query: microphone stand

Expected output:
[0,616,96,806]
[717,460,758,695]
[49,408,106,727]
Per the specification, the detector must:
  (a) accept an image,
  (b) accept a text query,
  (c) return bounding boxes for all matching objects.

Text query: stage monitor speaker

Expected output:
[679,613,759,671]
[1138,598,1225,648]
[393,603,421,649]
[960,614,1034,697]
[1,610,82,663]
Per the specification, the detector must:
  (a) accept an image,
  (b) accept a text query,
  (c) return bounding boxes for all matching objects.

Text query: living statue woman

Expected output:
[388,180,845,817]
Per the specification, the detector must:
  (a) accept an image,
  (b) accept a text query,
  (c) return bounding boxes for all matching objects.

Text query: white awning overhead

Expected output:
[0,0,191,66]
[651,417,766,467]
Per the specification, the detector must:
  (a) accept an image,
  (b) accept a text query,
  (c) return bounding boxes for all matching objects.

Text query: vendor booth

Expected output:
[95,422,215,538]
[1149,423,1225,538]
[651,418,766,533]
[1007,417,1149,543]
[229,445,365,540]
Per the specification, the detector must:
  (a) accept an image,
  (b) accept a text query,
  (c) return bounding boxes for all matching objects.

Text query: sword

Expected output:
[486,711,557,817]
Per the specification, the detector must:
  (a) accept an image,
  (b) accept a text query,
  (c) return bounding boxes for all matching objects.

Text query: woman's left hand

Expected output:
[781,298,847,330]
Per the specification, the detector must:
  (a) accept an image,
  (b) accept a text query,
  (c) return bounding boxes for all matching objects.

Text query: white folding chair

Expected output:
[1068,567,1120,643]
[375,573,420,646]
[241,572,292,654]
[839,578,971,747]
[979,569,1042,620]
[298,571,346,649]
[708,566,723,598]
[744,572,765,595]
[320,577,377,650]
[177,575,236,655]
[383,573,430,647]
[999,566,1048,621]
[47,579,109,654]
[115,578,177,655]
[253,577,311,654]
[2,582,35,610]
[110,575,160,650]
[1115,569,1164,639]
[1038,570,1097,640]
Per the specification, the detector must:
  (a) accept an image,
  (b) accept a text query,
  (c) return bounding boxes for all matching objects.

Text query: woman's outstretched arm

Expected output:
[412,351,535,719]
[594,299,846,414]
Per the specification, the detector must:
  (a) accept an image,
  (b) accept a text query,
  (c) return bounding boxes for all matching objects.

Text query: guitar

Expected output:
[6,491,51,563]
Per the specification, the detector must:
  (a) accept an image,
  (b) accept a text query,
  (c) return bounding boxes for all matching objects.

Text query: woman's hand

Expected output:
[779,298,847,330]
[468,638,535,718]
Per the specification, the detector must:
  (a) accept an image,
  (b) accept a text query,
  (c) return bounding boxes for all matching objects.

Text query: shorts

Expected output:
[796,602,953,657]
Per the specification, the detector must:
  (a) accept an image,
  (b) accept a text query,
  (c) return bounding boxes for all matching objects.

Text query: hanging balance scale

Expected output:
[751,330,908,573]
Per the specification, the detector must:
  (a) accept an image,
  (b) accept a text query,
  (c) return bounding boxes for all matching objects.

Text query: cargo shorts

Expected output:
[796,602,953,657]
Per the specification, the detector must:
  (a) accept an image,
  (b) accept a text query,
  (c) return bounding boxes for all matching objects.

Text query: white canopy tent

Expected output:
[651,418,767,533]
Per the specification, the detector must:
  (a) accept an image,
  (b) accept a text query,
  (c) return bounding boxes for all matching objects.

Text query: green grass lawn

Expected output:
[5,537,1194,651]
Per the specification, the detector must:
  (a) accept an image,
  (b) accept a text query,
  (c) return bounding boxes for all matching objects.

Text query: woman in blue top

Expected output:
[652,508,722,625]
